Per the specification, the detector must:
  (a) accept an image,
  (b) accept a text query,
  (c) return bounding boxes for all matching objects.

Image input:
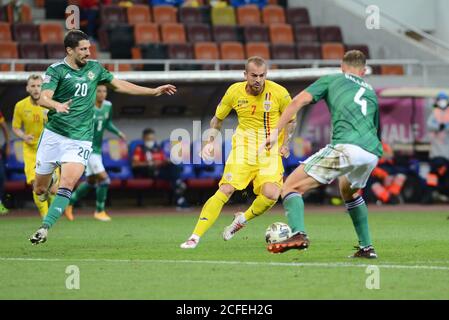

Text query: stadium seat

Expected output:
[0,22,12,42]
[108,24,134,59]
[194,42,219,60]
[100,5,127,25]
[12,23,40,42]
[294,25,319,43]
[134,23,160,45]
[271,43,296,59]
[0,42,22,71]
[102,138,132,180]
[6,3,32,23]
[186,24,212,43]
[345,44,370,58]
[321,42,345,60]
[45,43,66,59]
[262,5,285,25]
[380,65,405,75]
[237,5,261,26]
[199,6,212,24]
[151,0,184,6]
[286,7,310,25]
[127,4,151,25]
[179,7,203,25]
[213,25,239,43]
[89,43,98,59]
[319,26,343,42]
[231,0,267,7]
[211,6,236,26]
[140,44,168,70]
[153,5,178,24]
[296,42,322,59]
[39,23,64,44]
[220,41,245,60]
[245,42,270,59]
[5,140,25,182]
[269,24,294,44]
[161,23,186,44]
[167,43,194,59]
[243,25,269,42]
[19,42,47,71]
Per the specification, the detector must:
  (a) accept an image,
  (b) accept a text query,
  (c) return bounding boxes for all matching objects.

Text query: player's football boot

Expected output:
[267,232,310,254]
[64,205,75,221]
[94,211,112,222]
[0,203,9,215]
[222,212,246,241]
[38,172,57,202]
[29,226,48,245]
[349,245,378,259]
[180,238,199,249]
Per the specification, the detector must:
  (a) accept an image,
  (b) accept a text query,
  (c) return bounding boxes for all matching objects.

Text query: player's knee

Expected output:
[98,176,111,186]
[262,185,281,200]
[219,184,235,198]
[33,184,47,195]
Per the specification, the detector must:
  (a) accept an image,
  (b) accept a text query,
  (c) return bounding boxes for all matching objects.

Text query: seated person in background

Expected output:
[132,128,189,209]
[369,142,406,204]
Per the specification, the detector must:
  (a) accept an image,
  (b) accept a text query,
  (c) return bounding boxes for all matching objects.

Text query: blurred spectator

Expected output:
[150,0,184,6]
[3,0,26,23]
[0,111,9,215]
[369,142,406,204]
[132,128,189,209]
[182,0,201,7]
[230,0,267,8]
[425,92,449,202]
[80,0,100,40]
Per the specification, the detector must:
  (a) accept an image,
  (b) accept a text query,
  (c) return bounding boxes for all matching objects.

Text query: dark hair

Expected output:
[342,50,366,68]
[64,30,89,51]
[142,128,155,137]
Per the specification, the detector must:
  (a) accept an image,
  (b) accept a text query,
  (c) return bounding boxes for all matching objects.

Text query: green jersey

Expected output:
[42,59,114,141]
[306,73,383,157]
[92,100,121,154]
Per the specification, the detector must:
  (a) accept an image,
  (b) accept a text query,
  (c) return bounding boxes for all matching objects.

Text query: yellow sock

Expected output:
[32,191,48,217]
[244,194,277,222]
[192,190,229,237]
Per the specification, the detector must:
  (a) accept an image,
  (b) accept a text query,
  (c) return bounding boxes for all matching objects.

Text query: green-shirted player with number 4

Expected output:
[30,30,176,245]
[65,84,126,222]
[263,50,382,258]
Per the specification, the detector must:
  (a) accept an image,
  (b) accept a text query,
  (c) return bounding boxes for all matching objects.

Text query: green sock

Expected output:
[345,196,372,247]
[70,182,93,206]
[96,181,109,212]
[282,192,305,234]
[42,188,72,229]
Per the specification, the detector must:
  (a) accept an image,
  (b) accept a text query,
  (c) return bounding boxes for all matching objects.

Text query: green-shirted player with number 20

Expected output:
[64,84,126,222]
[30,30,176,245]
[263,50,382,258]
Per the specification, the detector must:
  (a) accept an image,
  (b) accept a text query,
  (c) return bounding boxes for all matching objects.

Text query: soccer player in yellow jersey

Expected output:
[12,75,56,217]
[180,57,296,249]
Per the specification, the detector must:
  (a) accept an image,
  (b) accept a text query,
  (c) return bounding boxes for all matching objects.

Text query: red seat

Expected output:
[12,23,39,42]
[271,44,296,60]
[286,7,310,25]
[319,26,343,42]
[45,43,66,59]
[296,43,322,59]
[244,25,269,42]
[179,7,203,24]
[125,179,155,189]
[101,5,126,25]
[186,24,212,43]
[294,25,319,43]
[0,22,12,42]
[213,25,239,43]
[167,43,194,59]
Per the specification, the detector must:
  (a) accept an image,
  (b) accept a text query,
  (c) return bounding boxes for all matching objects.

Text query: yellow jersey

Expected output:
[12,96,48,148]
[215,80,293,147]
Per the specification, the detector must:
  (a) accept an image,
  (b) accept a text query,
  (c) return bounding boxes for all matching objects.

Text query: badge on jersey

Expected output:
[264,93,272,111]
[87,71,95,81]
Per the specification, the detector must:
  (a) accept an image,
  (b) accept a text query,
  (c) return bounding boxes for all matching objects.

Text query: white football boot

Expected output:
[222,212,246,241]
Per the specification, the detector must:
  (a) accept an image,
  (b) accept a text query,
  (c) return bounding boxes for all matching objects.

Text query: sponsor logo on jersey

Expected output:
[225,173,233,181]
[87,71,95,80]
[238,99,248,107]
[264,101,272,111]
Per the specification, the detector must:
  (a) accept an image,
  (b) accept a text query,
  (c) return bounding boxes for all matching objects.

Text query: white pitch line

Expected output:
[1,257,449,271]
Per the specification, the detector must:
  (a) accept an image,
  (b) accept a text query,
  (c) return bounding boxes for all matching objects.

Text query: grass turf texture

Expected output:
[1,210,449,299]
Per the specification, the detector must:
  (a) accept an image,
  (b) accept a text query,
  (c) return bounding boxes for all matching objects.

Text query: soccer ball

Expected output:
[265,222,292,244]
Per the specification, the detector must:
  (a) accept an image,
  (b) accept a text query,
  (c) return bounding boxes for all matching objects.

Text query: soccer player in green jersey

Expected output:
[65,84,126,222]
[263,50,382,258]
[29,30,176,245]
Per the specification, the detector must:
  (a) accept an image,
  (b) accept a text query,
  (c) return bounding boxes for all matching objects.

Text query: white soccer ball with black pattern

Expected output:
[265,222,292,244]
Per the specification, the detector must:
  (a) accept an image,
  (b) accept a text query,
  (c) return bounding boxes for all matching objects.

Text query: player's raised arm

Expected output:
[108,78,176,96]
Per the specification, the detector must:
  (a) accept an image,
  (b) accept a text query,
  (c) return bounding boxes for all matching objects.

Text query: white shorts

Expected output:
[302,144,378,189]
[85,153,105,176]
[35,128,93,175]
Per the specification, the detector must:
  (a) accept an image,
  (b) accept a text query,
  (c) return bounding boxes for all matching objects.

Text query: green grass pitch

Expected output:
[1,208,449,299]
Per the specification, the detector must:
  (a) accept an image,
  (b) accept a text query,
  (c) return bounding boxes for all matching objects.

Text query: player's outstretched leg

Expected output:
[223,183,279,241]
[30,163,85,245]
[180,186,232,249]
[339,177,377,259]
[267,165,319,254]
[94,175,112,222]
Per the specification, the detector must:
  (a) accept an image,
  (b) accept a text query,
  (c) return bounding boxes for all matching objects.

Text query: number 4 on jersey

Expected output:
[354,87,367,116]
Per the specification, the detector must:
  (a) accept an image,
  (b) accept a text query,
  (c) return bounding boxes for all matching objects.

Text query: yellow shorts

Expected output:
[23,145,37,185]
[219,146,284,195]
